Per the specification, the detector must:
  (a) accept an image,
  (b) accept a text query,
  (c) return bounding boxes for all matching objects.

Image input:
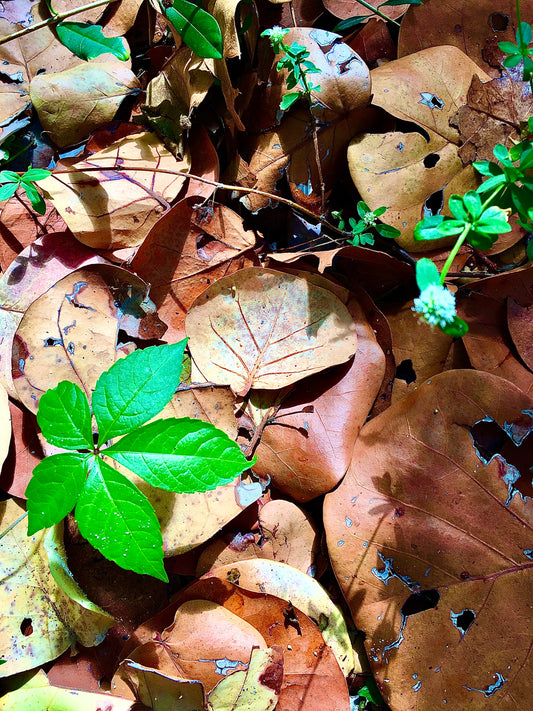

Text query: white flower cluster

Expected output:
[413,284,456,328]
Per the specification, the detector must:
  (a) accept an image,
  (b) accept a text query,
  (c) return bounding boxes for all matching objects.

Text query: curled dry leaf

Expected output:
[0,233,107,398]
[457,266,533,395]
[398,0,525,78]
[40,132,189,249]
[205,559,358,678]
[0,500,114,677]
[251,291,384,501]
[186,267,358,397]
[324,370,533,711]
[12,263,166,414]
[131,197,258,341]
[30,62,140,148]
[348,46,489,251]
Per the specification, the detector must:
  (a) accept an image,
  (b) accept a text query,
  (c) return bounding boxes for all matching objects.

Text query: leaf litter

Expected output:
[0,0,533,710]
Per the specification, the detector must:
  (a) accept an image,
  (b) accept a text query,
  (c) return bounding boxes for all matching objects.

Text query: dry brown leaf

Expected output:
[324,0,409,22]
[40,132,189,249]
[507,298,533,372]
[324,369,533,711]
[398,0,532,78]
[348,46,490,251]
[131,197,258,341]
[185,267,358,397]
[12,264,166,413]
[113,659,206,709]
[30,63,140,148]
[457,266,533,394]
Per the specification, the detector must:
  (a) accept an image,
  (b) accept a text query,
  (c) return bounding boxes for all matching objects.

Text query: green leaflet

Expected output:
[56,22,130,61]
[26,453,91,535]
[165,0,223,59]
[92,340,187,445]
[37,381,93,450]
[76,458,167,581]
[104,417,256,493]
[415,258,440,291]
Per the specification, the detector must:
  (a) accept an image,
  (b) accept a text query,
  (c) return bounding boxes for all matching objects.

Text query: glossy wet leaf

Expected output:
[165,0,223,59]
[56,21,130,61]
[76,457,167,581]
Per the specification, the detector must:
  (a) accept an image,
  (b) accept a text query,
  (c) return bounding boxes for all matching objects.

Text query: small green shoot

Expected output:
[499,0,533,89]
[0,167,51,214]
[26,342,256,581]
[333,202,400,246]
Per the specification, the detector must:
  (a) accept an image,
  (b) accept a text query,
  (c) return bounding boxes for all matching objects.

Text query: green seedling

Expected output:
[333,201,400,246]
[499,0,533,88]
[0,167,51,214]
[26,341,255,581]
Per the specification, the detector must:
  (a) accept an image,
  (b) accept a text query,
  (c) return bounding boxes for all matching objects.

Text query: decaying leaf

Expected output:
[40,132,189,249]
[0,500,114,677]
[186,267,358,396]
[30,62,140,148]
[131,197,258,341]
[12,264,166,414]
[324,369,533,710]
[348,46,490,251]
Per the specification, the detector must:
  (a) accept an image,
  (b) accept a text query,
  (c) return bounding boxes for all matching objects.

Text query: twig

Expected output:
[0,0,119,46]
[0,511,28,541]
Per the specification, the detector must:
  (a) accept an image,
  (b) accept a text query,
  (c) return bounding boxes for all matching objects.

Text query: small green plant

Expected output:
[499,0,533,90]
[332,201,400,246]
[412,136,533,334]
[0,167,51,214]
[26,341,255,581]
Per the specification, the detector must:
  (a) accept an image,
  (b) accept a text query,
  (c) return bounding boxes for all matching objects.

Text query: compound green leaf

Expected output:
[165,0,223,59]
[92,341,187,445]
[56,21,130,61]
[26,453,91,535]
[0,183,18,201]
[22,168,52,181]
[37,381,93,450]
[104,417,255,493]
[76,457,167,581]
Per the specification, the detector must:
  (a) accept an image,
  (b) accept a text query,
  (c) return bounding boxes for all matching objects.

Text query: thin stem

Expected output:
[0,0,119,46]
[0,511,28,541]
[354,0,401,27]
[440,224,472,285]
[516,0,523,45]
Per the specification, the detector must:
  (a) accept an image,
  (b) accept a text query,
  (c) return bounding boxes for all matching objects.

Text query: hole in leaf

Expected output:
[423,153,440,168]
[489,12,509,31]
[424,189,444,217]
[470,417,533,502]
[451,608,476,637]
[43,337,62,347]
[401,589,440,617]
[396,359,416,384]
[20,618,33,636]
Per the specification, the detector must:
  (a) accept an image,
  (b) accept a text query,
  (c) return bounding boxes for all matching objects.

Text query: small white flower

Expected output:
[413,284,456,328]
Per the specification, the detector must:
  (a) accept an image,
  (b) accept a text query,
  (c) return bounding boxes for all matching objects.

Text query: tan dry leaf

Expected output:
[40,132,189,249]
[185,267,358,397]
[323,0,409,21]
[30,62,140,148]
[348,46,490,251]
[112,660,206,709]
[12,264,166,414]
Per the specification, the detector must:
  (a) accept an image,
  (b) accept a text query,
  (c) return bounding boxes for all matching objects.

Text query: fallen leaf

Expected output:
[348,46,490,251]
[0,684,135,711]
[186,267,358,396]
[507,298,533,372]
[0,500,114,677]
[40,132,189,249]
[324,0,409,22]
[205,559,358,677]
[113,659,206,709]
[398,0,527,78]
[324,369,533,710]
[131,197,258,341]
[30,62,140,148]
[12,264,166,414]
[251,291,384,500]
[457,266,533,394]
